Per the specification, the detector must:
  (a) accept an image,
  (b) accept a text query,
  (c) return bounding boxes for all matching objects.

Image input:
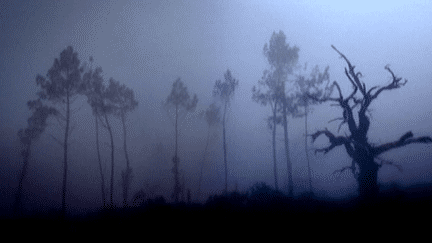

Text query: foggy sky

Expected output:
[1,0,431,216]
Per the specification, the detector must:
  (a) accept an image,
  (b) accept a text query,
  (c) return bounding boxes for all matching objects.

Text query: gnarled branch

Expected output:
[376,156,403,173]
[333,160,358,179]
[332,45,365,96]
[373,131,432,156]
[370,65,408,101]
[310,128,351,154]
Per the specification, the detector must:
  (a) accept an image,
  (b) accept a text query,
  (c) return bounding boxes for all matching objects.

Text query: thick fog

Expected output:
[1,0,431,217]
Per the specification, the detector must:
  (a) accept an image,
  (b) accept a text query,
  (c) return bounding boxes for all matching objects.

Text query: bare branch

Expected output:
[373,131,432,156]
[344,68,357,89]
[346,81,358,101]
[370,65,408,101]
[328,117,344,123]
[332,45,365,95]
[310,128,351,154]
[376,156,403,173]
[333,81,343,101]
[333,161,358,180]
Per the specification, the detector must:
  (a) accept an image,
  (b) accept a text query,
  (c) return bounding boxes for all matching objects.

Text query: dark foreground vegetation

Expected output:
[4,181,432,234]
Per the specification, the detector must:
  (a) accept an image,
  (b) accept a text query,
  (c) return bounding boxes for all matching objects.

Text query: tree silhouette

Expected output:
[197,102,221,200]
[164,78,198,203]
[14,99,58,217]
[252,69,282,191]
[213,69,239,193]
[294,64,330,195]
[107,78,138,208]
[83,57,111,209]
[34,46,86,218]
[309,45,432,204]
[262,31,299,197]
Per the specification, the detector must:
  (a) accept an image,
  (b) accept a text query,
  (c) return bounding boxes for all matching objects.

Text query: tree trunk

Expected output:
[182,173,185,202]
[282,96,293,197]
[121,112,132,208]
[104,113,115,208]
[198,126,211,200]
[62,93,70,219]
[272,105,278,191]
[173,104,180,203]
[95,116,106,208]
[13,140,32,217]
[357,156,380,206]
[172,156,180,203]
[223,100,228,194]
[305,103,312,195]
[175,104,178,161]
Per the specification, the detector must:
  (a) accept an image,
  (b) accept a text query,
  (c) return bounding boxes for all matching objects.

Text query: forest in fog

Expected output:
[1,1,432,228]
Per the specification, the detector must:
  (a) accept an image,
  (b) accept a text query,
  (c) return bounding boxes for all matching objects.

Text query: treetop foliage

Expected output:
[36,46,86,103]
[83,60,138,120]
[263,30,299,75]
[213,69,239,102]
[295,65,331,109]
[18,99,58,146]
[165,78,198,112]
[83,65,111,117]
[106,78,138,117]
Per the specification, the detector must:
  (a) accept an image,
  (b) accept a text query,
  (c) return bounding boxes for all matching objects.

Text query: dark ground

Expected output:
[3,181,432,235]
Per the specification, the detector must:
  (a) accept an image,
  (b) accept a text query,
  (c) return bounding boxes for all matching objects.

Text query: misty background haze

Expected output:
[1,0,431,217]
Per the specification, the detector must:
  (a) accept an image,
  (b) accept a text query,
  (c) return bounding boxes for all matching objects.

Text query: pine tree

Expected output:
[14,100,58,217]
[107,78,138,208]
[295,64,330,196]
[262,31,299,197]
[164,78,198,203]
[35,46,86,218]
[197,103,220,200]
[213,69,239,193]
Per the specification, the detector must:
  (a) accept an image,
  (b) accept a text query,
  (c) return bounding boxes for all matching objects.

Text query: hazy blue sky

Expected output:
[1,0,431,215]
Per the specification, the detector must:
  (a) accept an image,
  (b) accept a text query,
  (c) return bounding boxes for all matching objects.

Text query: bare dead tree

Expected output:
[309,45,432,205]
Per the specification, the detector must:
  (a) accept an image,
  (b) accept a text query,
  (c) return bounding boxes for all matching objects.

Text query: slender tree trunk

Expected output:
[62,93,70,219]
[104,113,115,208]
[121,112,132,208]
[305,103,312,195]
[282,95,293,198]
[223,100,228,194]
[272,104,278,191]
[198,126,211,200]
[181,173,185,202]
[175,104,178,161]
[13,141,32,217]
[95,116,106,208]
[173,104,180,203]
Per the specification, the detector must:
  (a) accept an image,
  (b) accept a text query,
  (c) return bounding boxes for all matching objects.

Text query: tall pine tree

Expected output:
[164,78,198,203]
[262,31,299,197]
[213,69,239,193]
[35,46,86,218]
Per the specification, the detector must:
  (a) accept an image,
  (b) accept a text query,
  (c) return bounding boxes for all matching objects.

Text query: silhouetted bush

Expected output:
[246,182,286,211]
[205,191,248,209]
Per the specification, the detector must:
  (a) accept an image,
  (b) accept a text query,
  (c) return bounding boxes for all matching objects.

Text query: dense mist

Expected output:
[1,0,431,221]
